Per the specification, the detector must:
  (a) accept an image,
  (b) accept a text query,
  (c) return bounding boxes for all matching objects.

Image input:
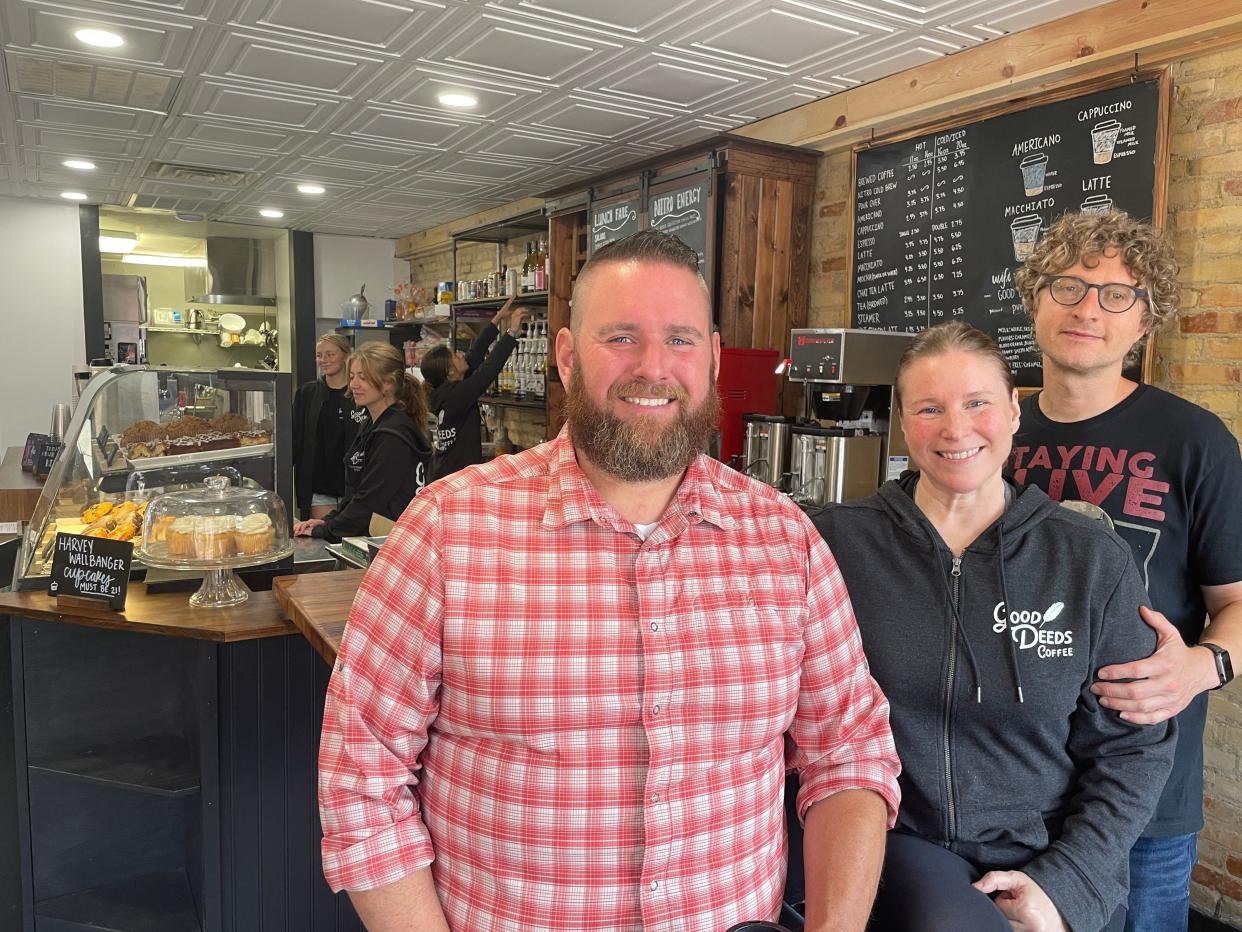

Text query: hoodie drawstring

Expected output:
[996,523,1026,703]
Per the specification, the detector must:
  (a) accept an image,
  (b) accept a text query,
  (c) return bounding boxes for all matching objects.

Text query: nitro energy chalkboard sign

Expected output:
[49,532,133,611]
[851,78,1162,385]
[650,181,708,272]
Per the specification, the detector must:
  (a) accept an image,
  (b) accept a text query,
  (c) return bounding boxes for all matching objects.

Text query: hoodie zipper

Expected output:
[942,555,962,845]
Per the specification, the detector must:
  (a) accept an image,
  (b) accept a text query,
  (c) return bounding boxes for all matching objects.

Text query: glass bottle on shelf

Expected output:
[533,239,547,292]
[521,241,534,293]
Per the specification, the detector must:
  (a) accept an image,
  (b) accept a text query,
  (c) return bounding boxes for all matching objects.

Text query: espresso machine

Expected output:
[784,329,914,506]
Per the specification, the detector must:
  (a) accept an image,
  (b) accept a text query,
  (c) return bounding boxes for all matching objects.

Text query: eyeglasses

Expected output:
[1040,275,1148,314]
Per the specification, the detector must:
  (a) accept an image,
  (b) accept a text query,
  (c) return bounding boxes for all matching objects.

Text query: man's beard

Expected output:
[564,366,720,482]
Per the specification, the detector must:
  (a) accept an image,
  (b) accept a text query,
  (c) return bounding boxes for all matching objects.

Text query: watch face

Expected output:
[1204,643,1233,687]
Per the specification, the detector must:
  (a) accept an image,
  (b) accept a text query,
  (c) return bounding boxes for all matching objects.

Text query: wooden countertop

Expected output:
[0,584,298,642]
[272,570,363,665]
[0,446,44,523]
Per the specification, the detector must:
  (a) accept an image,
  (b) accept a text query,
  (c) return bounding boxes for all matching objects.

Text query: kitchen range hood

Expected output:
[191,236,277,306]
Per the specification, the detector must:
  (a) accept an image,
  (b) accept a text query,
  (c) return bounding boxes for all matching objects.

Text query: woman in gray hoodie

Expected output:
[814,322,1174,932]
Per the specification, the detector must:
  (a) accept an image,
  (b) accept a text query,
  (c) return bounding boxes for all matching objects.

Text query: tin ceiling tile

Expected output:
[19,124,150,158]
[155,140,276,172]
[337,107,477,149]
[467,128,592,164]
[521,97,655,140]
[204,31,380,97]
[671,3,879,73]
[592,55,745,109]
[278,156,396,185]
[231,0,452,55]
[427,13,620,85]
[14,95,161,134]
[303,137,434,171]
[166,117,310,154]
[373,66,532,121]
[6,0,196,71]
[181,80,342,131]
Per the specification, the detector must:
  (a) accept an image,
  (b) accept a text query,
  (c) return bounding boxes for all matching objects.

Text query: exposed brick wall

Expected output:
[806,46,1242,927]
[1163,47,1242,928]
[407,240,532,301]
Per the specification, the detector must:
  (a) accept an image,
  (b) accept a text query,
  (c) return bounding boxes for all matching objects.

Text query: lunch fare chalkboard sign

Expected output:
[850,78,1162,386]
[49,532,133,611]
[591,198,640,253]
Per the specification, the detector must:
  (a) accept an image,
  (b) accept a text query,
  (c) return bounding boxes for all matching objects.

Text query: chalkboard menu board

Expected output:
[591,198,640,253]
[650,180,708,271]
[49,532,133,611]
[851,78,1163,385]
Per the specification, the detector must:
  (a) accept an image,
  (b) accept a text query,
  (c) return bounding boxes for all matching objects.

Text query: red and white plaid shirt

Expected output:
[319,430,900,930]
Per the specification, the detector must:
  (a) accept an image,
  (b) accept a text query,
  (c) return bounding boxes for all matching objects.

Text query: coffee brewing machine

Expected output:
[783,328,914,506]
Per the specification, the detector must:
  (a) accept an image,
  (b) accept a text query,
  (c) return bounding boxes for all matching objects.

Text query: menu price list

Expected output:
[851,79,1159,385]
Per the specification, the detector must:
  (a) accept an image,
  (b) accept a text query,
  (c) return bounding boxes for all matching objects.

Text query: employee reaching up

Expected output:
[421,295,526,482]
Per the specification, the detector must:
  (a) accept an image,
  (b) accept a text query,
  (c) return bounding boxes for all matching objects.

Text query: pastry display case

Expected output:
[13,365,292,590]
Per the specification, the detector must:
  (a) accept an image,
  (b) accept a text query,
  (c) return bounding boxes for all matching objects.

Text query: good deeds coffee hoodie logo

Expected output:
[993,600,1075,659]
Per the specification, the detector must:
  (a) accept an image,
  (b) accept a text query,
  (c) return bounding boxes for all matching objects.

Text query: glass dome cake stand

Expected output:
[134,475,294,608]
[136,543,296,608]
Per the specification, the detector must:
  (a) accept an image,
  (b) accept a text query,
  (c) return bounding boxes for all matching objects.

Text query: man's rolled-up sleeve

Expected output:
[788,531,901,826]
[318,496,446,892]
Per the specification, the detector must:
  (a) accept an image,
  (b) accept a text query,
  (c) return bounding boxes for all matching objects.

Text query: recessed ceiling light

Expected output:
[296,183,325,195]
[438,92,478,109]
[98,231,139,254]
[259,208,284,219]
[62,159,96,171]
[74,28,125,49]
[61,191,89,200]
[121,254,208,268]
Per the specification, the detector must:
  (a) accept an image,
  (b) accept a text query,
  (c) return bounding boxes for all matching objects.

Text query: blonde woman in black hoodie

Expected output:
[293,343,430,543]
[814,323,1173,932]
[293,333,365,520]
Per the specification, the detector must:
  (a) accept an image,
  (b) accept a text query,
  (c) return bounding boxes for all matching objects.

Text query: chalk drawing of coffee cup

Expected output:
[1080,194,1114,214]
[1019,154,1050,196]
[1010,214,1044,262]
[1091,120,1123,164]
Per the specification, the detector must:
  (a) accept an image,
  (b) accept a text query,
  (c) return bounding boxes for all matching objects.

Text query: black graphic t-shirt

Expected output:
[1012,384,1242,836]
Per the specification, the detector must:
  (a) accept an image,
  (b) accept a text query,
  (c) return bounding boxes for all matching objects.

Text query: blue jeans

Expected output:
[1124,833,1197,932]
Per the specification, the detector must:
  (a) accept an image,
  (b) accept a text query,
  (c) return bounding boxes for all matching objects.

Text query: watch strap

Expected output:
[1201,641,1234,689]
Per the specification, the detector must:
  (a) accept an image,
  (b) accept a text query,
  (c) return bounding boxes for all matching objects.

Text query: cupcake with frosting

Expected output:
[197,515,237,560]
[166,516,199,558]
[235,513,275,555]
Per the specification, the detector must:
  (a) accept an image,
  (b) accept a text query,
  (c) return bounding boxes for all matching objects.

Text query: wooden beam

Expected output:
[394,196,545,259]
[734,0,1242,153]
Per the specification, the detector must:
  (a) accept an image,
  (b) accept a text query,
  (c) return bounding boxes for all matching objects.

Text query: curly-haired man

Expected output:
[1010,210,1242,932]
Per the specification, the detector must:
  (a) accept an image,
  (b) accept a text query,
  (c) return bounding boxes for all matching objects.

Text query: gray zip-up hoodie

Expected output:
[813,474,1175,932]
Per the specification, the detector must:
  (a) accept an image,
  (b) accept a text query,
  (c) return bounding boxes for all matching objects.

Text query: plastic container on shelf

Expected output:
[136,475,293,608]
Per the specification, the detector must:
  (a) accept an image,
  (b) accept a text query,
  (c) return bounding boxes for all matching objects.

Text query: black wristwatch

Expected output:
[1200,641,1234,690]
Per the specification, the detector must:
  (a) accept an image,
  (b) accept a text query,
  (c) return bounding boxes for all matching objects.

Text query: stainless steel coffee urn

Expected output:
[785,328,914,504]
[740,414,792,489]
[788,426,882,506]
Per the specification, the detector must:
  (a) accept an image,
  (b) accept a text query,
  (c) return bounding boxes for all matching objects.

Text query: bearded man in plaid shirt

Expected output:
[318,230,901,932]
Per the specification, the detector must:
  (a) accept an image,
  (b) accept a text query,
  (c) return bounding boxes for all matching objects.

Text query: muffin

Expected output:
[166,517,199,558]
[235,513,275,555]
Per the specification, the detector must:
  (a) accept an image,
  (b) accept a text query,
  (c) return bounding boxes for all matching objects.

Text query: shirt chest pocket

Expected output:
[669,593,805,722]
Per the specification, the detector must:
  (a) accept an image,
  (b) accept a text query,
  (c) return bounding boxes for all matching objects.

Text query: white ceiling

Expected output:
[0,0,1108,239]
